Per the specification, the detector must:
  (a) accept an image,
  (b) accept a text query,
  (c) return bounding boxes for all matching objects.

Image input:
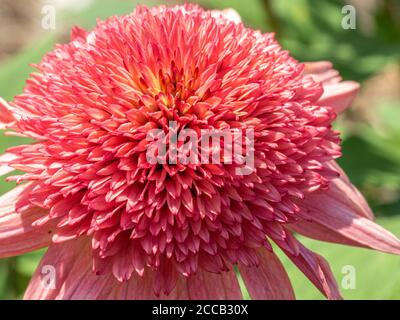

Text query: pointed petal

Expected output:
[318,81,360,114]
[187,269,243,300]
[211,9,242,24]
[303,61,359,113]
[0,184,54,258]
[71,26,88,41]
[120,268,242,300]
[108,267,188,300]
[0,166,13,177]
[326,162,374,220]
[0,97,15,126]
[238,249,295,300]
[274,231,341,300]
[289,219,361,247]
[24,236,240,300]
[24,237,117,300]
[297,189,400,254]
[0,153,17,177]
[304,61,341,84]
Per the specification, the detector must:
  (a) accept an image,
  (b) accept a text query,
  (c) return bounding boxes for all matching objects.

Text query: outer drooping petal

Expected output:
[304,61,360,114]
[282,240,341,300]
[293,172,400,254]
[25,237,115,300]
[238,249,295,300]
[0,184,55,258]
[267,226,341,300]
[327,161,374,220]
[24,236,243,300]
[319,81,360,114]
[304,61,342,84]
[186,269,243,299]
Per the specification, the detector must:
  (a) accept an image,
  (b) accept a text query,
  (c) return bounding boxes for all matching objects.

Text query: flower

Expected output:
[0,5,399,300]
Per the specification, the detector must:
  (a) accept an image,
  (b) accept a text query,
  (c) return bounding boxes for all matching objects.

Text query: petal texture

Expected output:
[304,61,360,113]
[24,237,242,300]
[326,162,374,220]
[238,249,295,300]
[187,269,243,300]
[304,61,341,84]
[274,231,341,300]
[297,189,400,254]
[0,184,54,258]
[0,97,15,127]
[24,237,114,300]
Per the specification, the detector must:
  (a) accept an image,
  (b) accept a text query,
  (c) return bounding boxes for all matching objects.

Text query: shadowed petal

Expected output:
[0,184,54,258]
[0,166,13,177]
[106,266,241,299]
[24,237,116,300]
[24,237,241,300]
[326,162,374,220]
[297,188,400,254]
[122,269,242,300]
[289,220,361,248]
[119,272,190,300]
[186,269,243,300]
[238,249,295,300]
[274,231,342,300]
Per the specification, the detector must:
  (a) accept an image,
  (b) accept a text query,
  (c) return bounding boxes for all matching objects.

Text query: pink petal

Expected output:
[211,8,242,24]
[0,166,14,177]
[238,249,295,300]
[327,162,374,219]
[122,270,242,299]
[304,61,342,85]
[297,187,400,254]
[25,236,241,300]
[318,81,360,114]
[0,97,15,126]
[289,220,361,247]
[114,273,188,300]
[186,269,243,300]
[113,270,241,300]
[0,184,54,258]
[0,153,17,177]
[25,237,116,300]
[304,61,359,113]
[71,26,88,41]
[274,231,342,300]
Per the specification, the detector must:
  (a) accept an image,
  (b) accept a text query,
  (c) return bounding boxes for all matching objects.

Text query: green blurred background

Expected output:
[0,0,400,299]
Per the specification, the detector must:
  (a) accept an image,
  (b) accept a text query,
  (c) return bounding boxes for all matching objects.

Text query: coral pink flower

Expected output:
[0,5,399,300]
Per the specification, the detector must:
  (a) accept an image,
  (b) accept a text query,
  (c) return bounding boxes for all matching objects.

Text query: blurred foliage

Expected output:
[0,0,399,299]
